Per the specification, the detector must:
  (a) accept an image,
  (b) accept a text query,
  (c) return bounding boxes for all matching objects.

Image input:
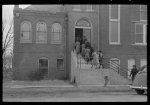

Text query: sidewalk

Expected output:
[3,80,133,92]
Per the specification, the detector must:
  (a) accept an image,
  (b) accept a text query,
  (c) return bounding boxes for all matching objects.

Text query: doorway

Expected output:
[75,28,91,43]
[75,28,83,43]
[75,19,92,44]
[39,58,48,79]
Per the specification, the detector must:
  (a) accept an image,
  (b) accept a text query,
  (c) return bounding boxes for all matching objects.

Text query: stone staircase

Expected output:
[108,69,132,85]
[77,55,104,85]
[71,51,131,86]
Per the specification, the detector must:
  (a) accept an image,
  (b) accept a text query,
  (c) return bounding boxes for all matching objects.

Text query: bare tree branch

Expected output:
[3,20,13,55]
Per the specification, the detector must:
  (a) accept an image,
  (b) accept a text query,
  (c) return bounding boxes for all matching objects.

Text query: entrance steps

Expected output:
[71,52,131,86]
[108,70,132,85]
[79,68,104,85]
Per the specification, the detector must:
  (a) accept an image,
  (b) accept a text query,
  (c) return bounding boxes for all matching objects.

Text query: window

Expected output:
[76,19,91,27]
[140,5,147,21]
[73,5,81,11]
[57,58,64,70]
[51,23,62,44]
[20,21,32,43]
[38,57,48,78]
[36,22,47,43]
[140,59,147,67]
[86,5,93,11]
[110,58,120,73]
[135,23,147,45]
[109,5,120,44]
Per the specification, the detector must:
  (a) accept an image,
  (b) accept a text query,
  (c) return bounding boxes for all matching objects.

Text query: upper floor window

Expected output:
[20,21,32,43]
[36,22,47,43]
[135,23,147,45]
[73,5,81,11]
[51,23,62,44]
[109,5,120,45]
[86,5,93,11]
[140,5,147,21]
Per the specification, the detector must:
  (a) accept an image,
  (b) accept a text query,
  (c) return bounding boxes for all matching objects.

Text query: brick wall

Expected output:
[13,9,67,80]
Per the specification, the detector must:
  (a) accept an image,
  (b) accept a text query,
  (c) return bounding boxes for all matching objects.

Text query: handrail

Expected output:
[75,53,129,79]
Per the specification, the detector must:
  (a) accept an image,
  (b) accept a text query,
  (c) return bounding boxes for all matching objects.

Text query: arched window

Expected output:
[76,19,91,27]
[20,21,32,43]
[51,23,62,44]
[36,22,47,43]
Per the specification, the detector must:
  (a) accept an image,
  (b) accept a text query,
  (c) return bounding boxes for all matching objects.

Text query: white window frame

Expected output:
[86,5,93,11]
[36,22,47,44]
[51,23,62,44]
[73,5,81,11]
[109,5,120,45]
[135,23,147,45]
[140,5,147,21]
[109,58,120,73]
[20,21,32,43]
[57,58,64,70]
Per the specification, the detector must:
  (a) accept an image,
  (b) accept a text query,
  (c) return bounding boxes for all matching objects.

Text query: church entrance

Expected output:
[74,18,92,44]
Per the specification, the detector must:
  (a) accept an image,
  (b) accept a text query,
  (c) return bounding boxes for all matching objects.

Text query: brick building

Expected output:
[13,5,147,80]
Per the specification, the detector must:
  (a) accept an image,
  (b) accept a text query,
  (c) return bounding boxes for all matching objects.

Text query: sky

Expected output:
[2,5,30,55]
[2,5,30,25]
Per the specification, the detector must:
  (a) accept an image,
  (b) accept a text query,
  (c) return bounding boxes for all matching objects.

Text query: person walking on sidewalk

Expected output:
[130,65,138,81]
[102,68,109,87]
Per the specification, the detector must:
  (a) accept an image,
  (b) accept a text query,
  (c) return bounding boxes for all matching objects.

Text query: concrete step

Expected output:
[109,70,132,85]
[79,69,104,85]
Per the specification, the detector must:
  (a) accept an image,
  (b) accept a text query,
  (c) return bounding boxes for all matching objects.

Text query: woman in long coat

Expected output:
[91,51,99,69]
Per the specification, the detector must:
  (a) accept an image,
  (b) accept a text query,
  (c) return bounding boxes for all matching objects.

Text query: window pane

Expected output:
[76,20,91,27]
[22,32,30,40]
[38,23,46,31]
[22,23,30,31]
[38,32,45,41]
[53,33,60,41]
[57,59,64,69]
[136,34,143,43]
[52,23,61,32]
[110,21,118,42]
[111,5,118,19]
[51,23,62,44]
[136,24,143,33]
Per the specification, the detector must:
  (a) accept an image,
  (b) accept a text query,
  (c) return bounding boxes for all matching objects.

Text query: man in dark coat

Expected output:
[130,65,138,81]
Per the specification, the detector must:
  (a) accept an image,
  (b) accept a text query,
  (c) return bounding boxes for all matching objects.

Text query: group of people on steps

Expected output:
[74,35,103,69]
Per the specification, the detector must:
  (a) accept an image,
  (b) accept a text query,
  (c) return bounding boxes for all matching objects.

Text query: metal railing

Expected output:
[75,52,130,79]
